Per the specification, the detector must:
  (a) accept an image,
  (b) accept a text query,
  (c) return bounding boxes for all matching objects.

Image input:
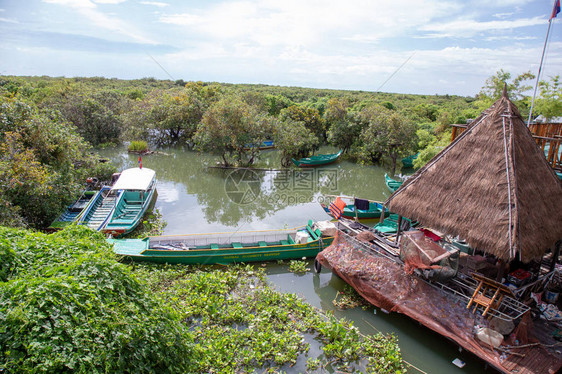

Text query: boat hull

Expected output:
[321,202,389,220]
[292,150,342,167]
[384,173,403,193]
[109,224,334,265]
[103,188,157,237]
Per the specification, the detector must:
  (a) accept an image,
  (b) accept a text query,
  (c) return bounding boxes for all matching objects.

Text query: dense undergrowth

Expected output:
[0,225,404,373]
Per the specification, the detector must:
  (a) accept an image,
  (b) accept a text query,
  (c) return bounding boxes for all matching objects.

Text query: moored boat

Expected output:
[320,198,389,220]
[292,150,342,167]
[384,173,403,193]
[47,190,98,231]
[76,185,119,231]
[244,140,275,150]
[108,220,335,265]
[102,167,156,237]
[401,153,419,168]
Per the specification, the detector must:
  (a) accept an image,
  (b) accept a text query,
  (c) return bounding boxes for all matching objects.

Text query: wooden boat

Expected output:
[76,185,120,231]
[102,167,157,237]
[244,140,275,150]
[401,153,418,168]
[47,190,98,231]
[320,200,389,220]
[384,173,403,193]
[292,150,342,167]
[108,220,335,265]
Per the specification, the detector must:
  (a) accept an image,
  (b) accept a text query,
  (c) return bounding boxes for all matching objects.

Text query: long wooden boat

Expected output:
[384,173,403,193]
[108,220,335,265]
[320,200,389,220]
[102,167,157,237]
[47,190,98,231]
[292,150,342,167]
[76,185,119,231]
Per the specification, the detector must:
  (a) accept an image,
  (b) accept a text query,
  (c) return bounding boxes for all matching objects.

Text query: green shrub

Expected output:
[128,140,149,152]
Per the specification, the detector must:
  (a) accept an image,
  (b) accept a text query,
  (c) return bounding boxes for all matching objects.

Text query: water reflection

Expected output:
[98,145,397,234]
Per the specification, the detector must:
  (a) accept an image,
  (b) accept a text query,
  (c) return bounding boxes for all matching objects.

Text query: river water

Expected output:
[99,145,492,374]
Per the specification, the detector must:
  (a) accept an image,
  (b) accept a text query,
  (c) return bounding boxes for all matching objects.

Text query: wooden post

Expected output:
[380,204,386,223]
[354,196,358,222]
[496,259,506,283]
[396,215,403,243]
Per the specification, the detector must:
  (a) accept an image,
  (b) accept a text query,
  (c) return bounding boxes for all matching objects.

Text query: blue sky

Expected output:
[0,0,560,96]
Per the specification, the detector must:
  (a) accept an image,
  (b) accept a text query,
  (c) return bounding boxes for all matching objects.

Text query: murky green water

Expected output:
[99,145,492,374]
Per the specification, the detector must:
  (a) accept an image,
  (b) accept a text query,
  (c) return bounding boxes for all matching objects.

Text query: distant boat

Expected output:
[385,173,403,193]
[102,167,157,237]
[76,185,120,231]
[244,140,275,150]
[108,220,335,265]
[292,150,342,167]
[47,190,98,231]
[320,199,389,220]
[401,153,419,168]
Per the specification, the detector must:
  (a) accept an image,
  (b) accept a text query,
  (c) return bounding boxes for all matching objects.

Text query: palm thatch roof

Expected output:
[385,90,562,263]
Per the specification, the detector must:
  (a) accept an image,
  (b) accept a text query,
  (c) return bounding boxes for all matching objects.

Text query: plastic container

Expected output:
[476,327,503,348]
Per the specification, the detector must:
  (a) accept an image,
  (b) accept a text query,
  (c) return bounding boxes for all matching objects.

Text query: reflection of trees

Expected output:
[97,145,400,226]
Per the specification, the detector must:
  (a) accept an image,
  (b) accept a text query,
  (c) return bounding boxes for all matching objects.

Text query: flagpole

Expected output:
[527,1,559,126]
[527,20,552,126]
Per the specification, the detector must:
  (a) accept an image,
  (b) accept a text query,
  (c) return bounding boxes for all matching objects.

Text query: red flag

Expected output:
[139,155,142,169]
[552,0,561,20]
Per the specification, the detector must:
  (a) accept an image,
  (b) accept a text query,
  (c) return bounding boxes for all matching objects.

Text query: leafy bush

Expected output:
[0,225,195,373]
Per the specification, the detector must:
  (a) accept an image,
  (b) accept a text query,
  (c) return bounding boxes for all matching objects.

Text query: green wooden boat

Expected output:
[373,213,417,234]
[76,185,119,231]
[102,167,157,237]
[320,201,389,220]
[401,153,419,168]
[385,173,403,193]
[292,150,342,167]
[108,220,334,265]
[47,190,98,231]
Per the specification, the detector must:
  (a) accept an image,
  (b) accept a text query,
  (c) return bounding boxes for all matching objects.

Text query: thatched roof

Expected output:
[385,90,562,263]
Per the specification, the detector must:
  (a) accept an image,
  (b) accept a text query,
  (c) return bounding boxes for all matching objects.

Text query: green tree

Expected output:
[356,105,417,174]
[478,69,535,101]
[533,75,562,120]
[193,97,272,166]
[279,105,325,140]
[273,119,320,167]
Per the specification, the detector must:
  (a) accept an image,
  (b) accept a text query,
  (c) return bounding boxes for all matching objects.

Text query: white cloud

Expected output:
[93,0,127,4]
[420,16,546,37]
[0,17,18,23]
[42,0,156,44]
[159,0,457,48]
[140,1,169,7]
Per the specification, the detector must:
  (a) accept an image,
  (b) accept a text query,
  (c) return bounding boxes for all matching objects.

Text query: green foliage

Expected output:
[356,104,418,173]
[288,260,309,274]
[279,105,325,140]
[134,264,404,373]
[0,96,97,228]
[194,96,272,166]
[478,69,534,101]
[534,75,562,120]
[128,140,149,152]
[89,161,118,184]
[273,118,320,167]
[0,225,195,373]
[62,97,122,146]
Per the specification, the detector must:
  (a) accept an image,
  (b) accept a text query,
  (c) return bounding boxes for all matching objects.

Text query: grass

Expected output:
[127,140,149,152]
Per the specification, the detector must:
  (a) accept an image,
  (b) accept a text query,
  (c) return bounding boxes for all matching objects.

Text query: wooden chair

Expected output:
[467,272,514,317]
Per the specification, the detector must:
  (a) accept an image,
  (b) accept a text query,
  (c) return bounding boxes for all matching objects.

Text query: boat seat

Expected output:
[232,242,243,249]
[258,241,267,247]
[287,235,295,244]
[280,240,289,246]
[210,244,219,250]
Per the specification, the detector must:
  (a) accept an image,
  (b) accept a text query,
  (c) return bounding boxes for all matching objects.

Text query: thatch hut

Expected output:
[385,89,562,263]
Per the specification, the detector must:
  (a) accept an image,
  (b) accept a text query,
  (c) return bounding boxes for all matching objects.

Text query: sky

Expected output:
[0,0,560,96]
